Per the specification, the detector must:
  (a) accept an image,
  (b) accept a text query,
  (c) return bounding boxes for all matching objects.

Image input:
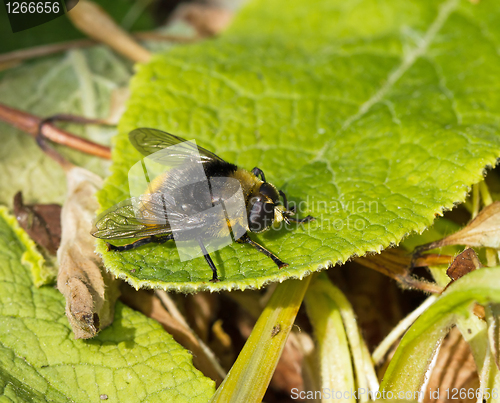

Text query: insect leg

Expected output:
[278,190,295,212]
[107,234,173,252]
[197,238,220,283]
[285,215,315,224]
[251,167,266,182]
[237,233,288,269]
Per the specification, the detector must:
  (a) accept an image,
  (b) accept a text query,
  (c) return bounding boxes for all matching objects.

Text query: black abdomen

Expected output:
[203,159,238,178]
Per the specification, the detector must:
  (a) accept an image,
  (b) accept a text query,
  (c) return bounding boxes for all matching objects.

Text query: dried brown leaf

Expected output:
[355,248,443,293]
[446,248,482,281]
[417,201,500,254]
[13,191,61,255]
[57,167,120,339]
[423,327,479,403]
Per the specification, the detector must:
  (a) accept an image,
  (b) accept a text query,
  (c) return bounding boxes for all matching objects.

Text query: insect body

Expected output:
[92,128,314,283]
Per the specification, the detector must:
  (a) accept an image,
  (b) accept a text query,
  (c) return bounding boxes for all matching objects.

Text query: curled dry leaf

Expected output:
[355,248,443,294]
[444,249,485,319]
[13,191,62,255]
[446,248,482,282]
[57,167,120,339]
[415,201,500,255]
[438,249,486,320]
[441,250,498,370]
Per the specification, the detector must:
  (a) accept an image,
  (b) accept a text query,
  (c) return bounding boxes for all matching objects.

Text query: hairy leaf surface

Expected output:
[99,0,500,291]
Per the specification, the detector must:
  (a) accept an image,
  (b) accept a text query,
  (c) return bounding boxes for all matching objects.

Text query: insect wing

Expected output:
[129,128,223,163]
[92,196,209,240]
[92,198,169,239]
[128,137,211,217]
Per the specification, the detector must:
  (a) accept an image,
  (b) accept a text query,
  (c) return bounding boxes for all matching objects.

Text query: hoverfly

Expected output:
[92,128,314,283]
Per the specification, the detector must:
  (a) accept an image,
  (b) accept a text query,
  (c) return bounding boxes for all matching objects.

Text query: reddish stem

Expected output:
[0,103,111,160]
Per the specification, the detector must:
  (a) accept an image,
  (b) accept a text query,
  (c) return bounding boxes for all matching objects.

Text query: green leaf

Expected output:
[99,0,500,291]
[0,206,215,402]
[380,267,500,395]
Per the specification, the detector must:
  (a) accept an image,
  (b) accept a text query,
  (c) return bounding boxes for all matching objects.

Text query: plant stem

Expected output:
[67,1,152,63]
[0,103,111,159]
[480,181,493,207]
[0,33,198,68]
[472,183,480,218]
[372,295,438,365]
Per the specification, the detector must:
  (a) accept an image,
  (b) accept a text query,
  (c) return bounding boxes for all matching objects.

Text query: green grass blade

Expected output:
[306,273,378,401]
[210,277,311,403]
[305,273,355,402]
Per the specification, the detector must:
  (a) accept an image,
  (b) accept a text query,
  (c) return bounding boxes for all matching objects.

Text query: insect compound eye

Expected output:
[248,198,275,233]
[259,182,279,204]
